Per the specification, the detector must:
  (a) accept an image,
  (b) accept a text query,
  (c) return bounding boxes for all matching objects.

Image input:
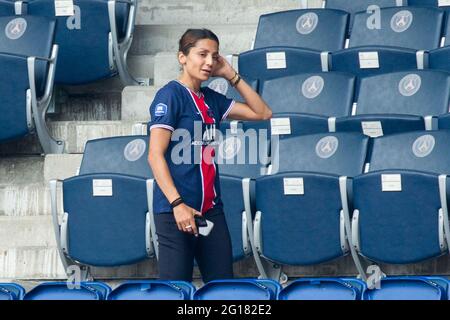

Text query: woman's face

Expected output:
[179,38,219,82]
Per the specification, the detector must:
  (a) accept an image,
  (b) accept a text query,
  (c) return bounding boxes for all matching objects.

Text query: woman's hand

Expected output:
[212,55,235,80]
[173,203,202,236]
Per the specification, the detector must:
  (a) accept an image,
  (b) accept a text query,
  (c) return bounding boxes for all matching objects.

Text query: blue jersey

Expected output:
[149,80,235,214]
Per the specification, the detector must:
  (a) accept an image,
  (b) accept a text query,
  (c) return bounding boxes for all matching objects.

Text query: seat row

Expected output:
[48,128,450,286]
[1,277,449,300]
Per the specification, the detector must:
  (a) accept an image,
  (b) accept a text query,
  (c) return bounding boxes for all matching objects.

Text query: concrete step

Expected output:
[0,156,44,185]
[0,121,146,155]
[136,0,302,26]
[122,85,159,121]
[130,24,256,56]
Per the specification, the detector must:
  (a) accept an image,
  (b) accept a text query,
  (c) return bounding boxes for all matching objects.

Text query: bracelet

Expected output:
[231,74,241,87]
[170,197,184,209]
[227,71,238,82]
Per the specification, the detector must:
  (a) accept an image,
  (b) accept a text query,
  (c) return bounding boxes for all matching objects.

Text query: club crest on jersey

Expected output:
[155,103,168,117]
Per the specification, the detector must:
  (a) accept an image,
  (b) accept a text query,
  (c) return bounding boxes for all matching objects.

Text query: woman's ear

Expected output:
[178,51,186,65]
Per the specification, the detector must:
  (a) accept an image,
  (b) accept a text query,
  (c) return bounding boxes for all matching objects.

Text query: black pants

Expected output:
[154,207,234,283]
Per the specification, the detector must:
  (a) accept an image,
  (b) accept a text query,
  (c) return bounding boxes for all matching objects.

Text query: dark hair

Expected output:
[178,29,219,55]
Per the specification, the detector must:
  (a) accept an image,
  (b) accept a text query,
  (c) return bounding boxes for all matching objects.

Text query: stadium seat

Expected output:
[438,114,450,129]
[0,15,61,154]
[260,72,355,116]
[217,121,270,262]
[349,7,444,50]
[329,46,425,94]
[238,47,329,85]
[0,0,21,15]
[252,132,369,281]
[428,17,450,73]
[193,279,281,300]
[254,9,349,51]
[278,278,366,300]
[0,283,25,300]
[24,282,111,300]
[50,136,154,277]
[335,70,450,137]
[352,130,450,267]
[362,276,450,300]
[202,76,258,103]
[27,0,142,85]
[323,0,405,35]
[107,281,195,300]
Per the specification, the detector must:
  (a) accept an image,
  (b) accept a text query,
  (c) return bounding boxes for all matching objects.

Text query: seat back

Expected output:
[24,282,111,300]
[107,281,195,300]
[79,135,152,178]
[369,130,450,173]
[0,54,32,142]
[329,46,421,95]
[193,279,281,300]
[239,47,326,84]
[356,70,450,116]
[28,0,121,84]
[362,277,447,300]
[278,278,365,300]
[218,121,270,179]
[0,15,55,94]
[0,283,25,300]
[260,72,355,116]
[254,9,349,51]
[62,173,149,266]
[350,7,444,50]
[325,0,404,34]
[271,132,369,176]
[202,76,258,103]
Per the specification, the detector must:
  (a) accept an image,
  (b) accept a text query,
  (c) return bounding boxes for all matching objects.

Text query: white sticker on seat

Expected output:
[271,118,291,135]
[266,52,286,70]
[284,178,304,195]
[55,0,74,16]
[362,121,383,137]
[93,179,113,197]
[381,174,402,192]
[359,52,379,69]
[439,0,450,6]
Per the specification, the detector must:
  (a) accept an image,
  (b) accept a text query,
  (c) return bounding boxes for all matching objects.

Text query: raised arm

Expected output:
[212,55,272,121]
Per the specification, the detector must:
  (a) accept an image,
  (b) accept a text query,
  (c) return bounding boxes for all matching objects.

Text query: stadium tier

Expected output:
[4,0,450,301]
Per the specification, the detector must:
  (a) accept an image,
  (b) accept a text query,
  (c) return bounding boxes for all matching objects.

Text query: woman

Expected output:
[148,29,272,283]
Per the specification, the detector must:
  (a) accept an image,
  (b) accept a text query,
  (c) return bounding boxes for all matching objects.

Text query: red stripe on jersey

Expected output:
[190,90,216,214]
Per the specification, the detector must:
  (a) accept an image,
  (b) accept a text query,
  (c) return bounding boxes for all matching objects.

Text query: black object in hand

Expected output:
[194,215,208,227]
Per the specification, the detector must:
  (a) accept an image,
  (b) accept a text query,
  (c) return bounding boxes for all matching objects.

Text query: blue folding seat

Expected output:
[278,278,366,300]
[349,7,444,50]
[428,18,450,73]
[202,76,258,103]
[362,277,449,300]
[27,0,141,85]
[107,281,195,300]
[324,0,405,34]
[0,283,25,300]
[0,0,20,15]
[351,131,450,269]
[239,47,328,85]
[193,279,281,300]
[254,9,349,51]
[24,282,111,300]
[217,121,270,262]
[335,70,450,137]
[50,136,154,278]
[252,132,370,281]
[330,46,425,94]
[0,15,61,154]
[438,114,450,129]
[260,72,355,116]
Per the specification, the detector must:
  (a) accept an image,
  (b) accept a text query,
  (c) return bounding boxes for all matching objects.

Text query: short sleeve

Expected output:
[204,88,235,121]
[148,86,180,132]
